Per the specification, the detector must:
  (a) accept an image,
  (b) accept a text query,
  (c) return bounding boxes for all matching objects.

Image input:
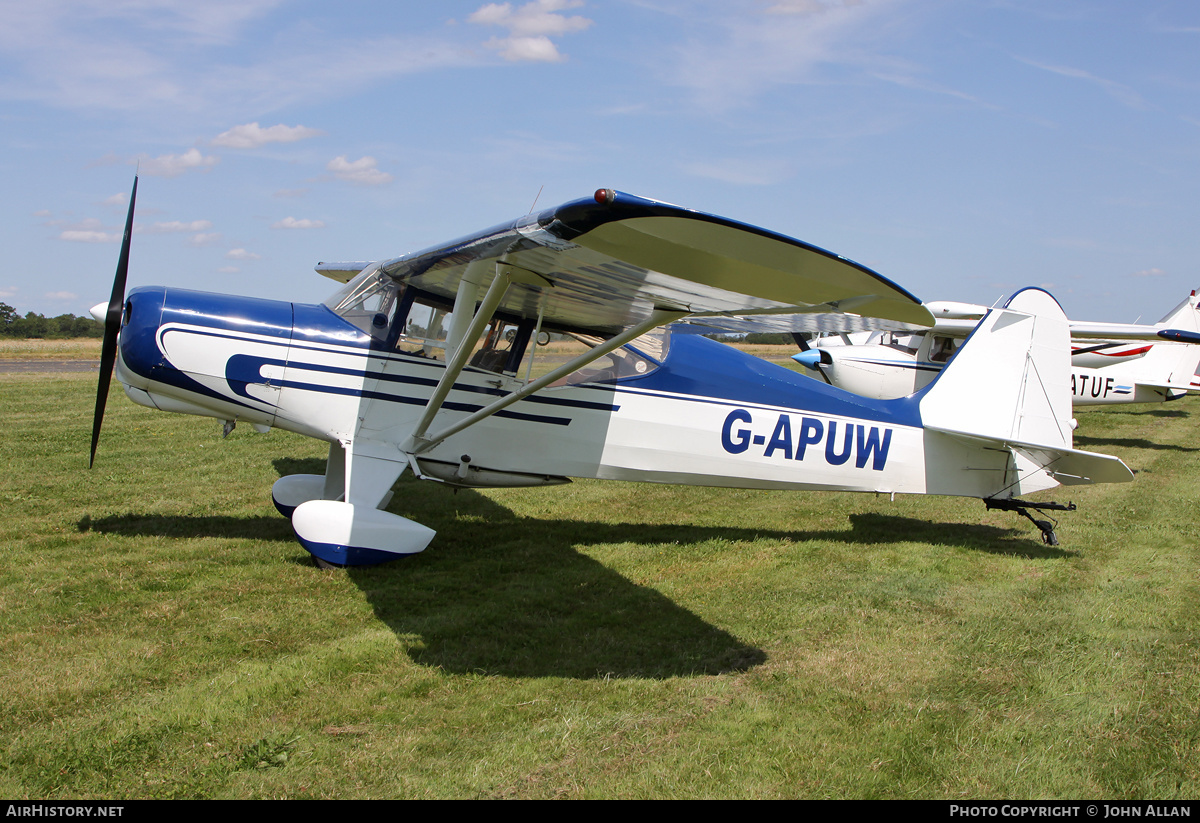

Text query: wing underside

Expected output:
[367,190,933,337]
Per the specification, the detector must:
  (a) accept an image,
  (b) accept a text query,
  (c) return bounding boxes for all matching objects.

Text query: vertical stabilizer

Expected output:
[1155,290,1200,330]
[917,288,1132,498]
[1140,290,1200,391]
[919,288,1072,450]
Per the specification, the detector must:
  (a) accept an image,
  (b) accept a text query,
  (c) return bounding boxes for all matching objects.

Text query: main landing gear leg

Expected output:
[984,498,1077,546]
[291,442,433,567]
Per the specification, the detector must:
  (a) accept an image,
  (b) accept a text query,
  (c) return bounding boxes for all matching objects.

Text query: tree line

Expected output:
[0,302,104,339]
[0,300,803,344]
[705,332,798,345]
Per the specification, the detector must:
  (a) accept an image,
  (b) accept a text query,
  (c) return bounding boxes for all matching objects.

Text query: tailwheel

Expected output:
[984,498,1075,545]
[1034,519,1059,546]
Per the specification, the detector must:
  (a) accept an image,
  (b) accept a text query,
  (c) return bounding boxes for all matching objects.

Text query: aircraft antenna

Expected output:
[528,185,544,214]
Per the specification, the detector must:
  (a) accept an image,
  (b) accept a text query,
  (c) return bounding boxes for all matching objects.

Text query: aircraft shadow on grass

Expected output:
[1073,434,1200,453]
[1097,407,1190,419]
[78,461,1069,680]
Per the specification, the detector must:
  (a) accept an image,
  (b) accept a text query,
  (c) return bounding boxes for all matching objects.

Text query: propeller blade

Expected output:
[89,176,137,468]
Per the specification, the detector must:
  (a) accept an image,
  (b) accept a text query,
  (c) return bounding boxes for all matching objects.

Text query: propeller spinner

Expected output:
[89,176,137,468]
[791,333,834,385]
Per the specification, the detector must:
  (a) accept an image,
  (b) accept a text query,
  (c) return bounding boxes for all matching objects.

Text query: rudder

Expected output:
[919,287,1073,450]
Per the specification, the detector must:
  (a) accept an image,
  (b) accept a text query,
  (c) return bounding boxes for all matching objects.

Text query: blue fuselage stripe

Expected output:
[154,325,620,418]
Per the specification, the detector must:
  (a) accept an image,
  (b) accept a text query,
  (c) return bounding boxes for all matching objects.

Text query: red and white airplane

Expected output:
[794,294,1200,406]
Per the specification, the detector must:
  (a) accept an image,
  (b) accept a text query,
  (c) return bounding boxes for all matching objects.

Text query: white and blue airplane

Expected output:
[793,294,1200,406]
[90,181,1133,566]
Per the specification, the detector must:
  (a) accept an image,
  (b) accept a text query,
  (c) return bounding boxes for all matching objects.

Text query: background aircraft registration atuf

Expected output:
[793,295,1200,405]
[90,182,1134,566]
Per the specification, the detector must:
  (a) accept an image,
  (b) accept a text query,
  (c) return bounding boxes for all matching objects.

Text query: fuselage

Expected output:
[809,337,1196,405]
[114,286,950,497]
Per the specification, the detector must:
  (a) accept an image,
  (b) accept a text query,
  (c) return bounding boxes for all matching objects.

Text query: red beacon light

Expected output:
[594,188,615,205]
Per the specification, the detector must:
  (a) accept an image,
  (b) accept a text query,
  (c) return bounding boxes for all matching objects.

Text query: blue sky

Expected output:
[3,0,1199,324]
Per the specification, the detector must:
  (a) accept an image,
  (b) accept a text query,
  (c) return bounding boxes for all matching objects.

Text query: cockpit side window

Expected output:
[929,335,958,363]
[881,332,919,356]
[396,298,454,360]
[552,327,671,386]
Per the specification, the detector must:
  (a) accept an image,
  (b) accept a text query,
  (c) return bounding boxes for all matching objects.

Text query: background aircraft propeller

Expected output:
[89,176,137,468]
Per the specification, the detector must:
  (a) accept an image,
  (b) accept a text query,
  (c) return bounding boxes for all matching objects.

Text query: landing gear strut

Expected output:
[984,498,1077,545]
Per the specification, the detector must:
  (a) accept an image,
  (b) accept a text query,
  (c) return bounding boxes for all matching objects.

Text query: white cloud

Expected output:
[45,291,78,301]
[274,188,309,199]
[1133,267,1166,277]
[144,220,214,234]
[765,0,871,14]
[327,155,393,186]
[469,0,592,62]
[226,248,261,260]
[211,122,324,148]
[60,229,120,243]
[486,35,562,62]
[0,4,480,115]
[683,157,794,186]
[272,217,325,229]
[663,0,908,111]
[188,233,222,246]
[56,215,214,242]
[136,148,219,177]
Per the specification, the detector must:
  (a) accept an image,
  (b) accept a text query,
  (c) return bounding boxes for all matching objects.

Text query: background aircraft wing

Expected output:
[365,189,933,336]
[929,317,1200,343]
[1067,322,1200,343]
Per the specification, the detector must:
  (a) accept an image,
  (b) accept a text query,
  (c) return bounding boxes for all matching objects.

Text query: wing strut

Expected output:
[406,307,687,455]
[405,262,521,449]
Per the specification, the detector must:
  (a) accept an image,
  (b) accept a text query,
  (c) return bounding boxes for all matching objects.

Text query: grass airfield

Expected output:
[1,347,1198,799]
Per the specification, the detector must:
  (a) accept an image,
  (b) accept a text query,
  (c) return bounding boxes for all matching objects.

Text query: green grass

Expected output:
[1,371,1199,798]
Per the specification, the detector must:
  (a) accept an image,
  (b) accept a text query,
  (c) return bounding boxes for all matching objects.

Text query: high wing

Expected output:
[322,189,934,336]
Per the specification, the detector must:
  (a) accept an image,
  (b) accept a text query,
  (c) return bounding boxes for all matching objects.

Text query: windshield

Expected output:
[325,266,671,382]
[324,265,401,340]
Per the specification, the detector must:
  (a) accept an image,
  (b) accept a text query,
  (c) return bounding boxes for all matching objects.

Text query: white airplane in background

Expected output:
[793,294,1200,405]
[90,181,1132,566]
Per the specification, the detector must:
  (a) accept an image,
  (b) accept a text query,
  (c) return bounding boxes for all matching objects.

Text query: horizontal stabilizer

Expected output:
[1028,446,1135,485]
[1130,380,1198,393]
[926,426,1134,486]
